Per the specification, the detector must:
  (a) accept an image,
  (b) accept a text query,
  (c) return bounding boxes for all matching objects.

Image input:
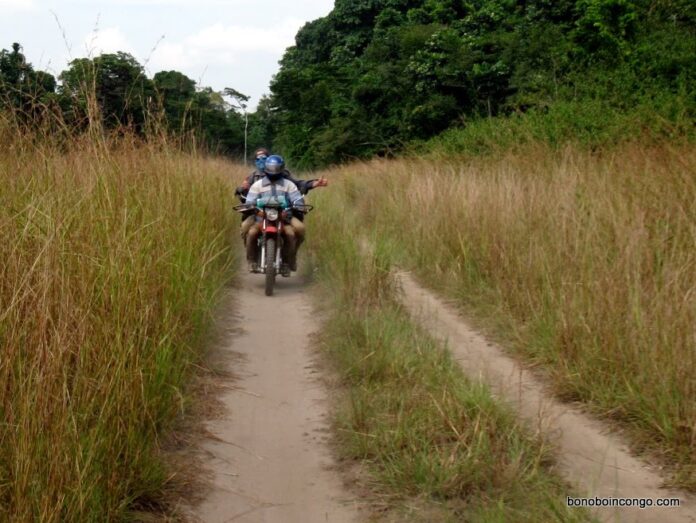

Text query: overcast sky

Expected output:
[0,0,335,108]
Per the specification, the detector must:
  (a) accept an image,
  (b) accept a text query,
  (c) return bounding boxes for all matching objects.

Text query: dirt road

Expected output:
[184,258,695,522]
[186,269,358,523]
[397,271,696,523]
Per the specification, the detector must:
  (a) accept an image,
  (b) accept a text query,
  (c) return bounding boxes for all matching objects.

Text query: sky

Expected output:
[0,0,335,109]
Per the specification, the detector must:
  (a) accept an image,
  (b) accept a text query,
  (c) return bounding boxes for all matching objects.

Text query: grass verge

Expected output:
[409,98,694,160]
[0,122,244,521]
[311,140,696,489]
[306,189,593,521]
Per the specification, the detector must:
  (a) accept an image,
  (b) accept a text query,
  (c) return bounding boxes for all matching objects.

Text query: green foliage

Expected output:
[153,70,196,129]
[0,43,58,120]
[60,52,153,130]
[413,95,694,157]
[246,95,276,152]
[0,43,250,157]
[268,0,696,167]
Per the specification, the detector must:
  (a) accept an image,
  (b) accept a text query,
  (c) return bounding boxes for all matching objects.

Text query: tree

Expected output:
[59,52,153,129]
[247,95,276,152]
[224,87,250,163]
[153,70,197,130]
[0,42,57,117]
[0,41,252,155]
[265,0,695,166]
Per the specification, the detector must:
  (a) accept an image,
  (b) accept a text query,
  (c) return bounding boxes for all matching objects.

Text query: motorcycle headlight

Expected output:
[265,208,279,221]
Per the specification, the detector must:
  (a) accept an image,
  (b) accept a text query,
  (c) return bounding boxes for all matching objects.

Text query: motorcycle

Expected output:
[234,196,313,296]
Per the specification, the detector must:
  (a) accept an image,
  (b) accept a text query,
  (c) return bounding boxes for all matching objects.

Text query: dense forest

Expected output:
[2,1,694,165]
[268,0,695,166]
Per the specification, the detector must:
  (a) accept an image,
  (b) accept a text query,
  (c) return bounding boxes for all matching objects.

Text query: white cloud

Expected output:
[92,0,328,7]
[106,0,236,4]
[82,26,136,57]
[148,18,304,72]
[0,0,36,11]
[188,21,301,54]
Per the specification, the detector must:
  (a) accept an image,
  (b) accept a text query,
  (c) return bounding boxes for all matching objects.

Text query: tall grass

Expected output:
[315,141,696,488]
[0,115,243,520]
[307,188,592,521]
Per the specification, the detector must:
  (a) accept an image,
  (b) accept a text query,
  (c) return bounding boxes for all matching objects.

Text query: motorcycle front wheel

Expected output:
[265,237,276,296]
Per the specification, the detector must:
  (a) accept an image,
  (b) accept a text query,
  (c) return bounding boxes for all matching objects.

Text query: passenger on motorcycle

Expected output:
[235,147,328,203]
[244,155,305,273]
[237,148,327,247]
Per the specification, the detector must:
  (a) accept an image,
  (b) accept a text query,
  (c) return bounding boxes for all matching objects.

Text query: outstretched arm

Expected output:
[281,167,328,194]
[289,176,329,195]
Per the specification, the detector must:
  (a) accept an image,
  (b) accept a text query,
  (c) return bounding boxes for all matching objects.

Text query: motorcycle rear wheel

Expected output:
[265,237,276,296]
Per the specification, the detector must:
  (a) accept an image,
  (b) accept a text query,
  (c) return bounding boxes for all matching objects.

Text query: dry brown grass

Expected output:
[0,114,246,521]
[307,184,593,521]
[314,141,696,487]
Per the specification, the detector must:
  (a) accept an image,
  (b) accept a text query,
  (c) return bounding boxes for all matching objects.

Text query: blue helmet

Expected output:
[264,155,285,180]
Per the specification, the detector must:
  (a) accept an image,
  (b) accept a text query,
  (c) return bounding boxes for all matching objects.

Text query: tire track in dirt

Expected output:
[396,270,696,523]
[185,268,359,523]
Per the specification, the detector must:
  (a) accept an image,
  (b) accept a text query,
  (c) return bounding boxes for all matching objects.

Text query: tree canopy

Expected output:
[3,1,694,165]
[0,43,250,156]
[268,0,695,166]
[0,43,58,120]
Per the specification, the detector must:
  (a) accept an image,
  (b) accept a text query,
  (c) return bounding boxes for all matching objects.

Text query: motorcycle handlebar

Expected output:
[233,203,314,214]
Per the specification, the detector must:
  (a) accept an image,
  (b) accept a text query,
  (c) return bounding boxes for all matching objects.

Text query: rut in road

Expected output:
[185,268,358,523]
[396,270,696,523]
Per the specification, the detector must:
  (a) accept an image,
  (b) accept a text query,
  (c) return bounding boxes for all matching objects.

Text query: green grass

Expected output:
[306,188,593,521]
[409,97,694,159]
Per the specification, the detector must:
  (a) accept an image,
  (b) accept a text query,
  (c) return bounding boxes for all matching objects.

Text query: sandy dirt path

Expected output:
[397,271,696,523]
[186,269,358,523]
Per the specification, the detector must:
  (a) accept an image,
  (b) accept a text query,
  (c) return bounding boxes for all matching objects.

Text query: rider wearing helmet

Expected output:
[235,147,328,203]
[237,147,327,246]
[262,154,286,180]
[238,148,271,242]
[244,155,305,273]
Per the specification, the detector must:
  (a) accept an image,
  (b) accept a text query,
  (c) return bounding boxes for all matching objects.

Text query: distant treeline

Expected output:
[5,1,694,165]
[266,0,695,166]
[0,43,262,156]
